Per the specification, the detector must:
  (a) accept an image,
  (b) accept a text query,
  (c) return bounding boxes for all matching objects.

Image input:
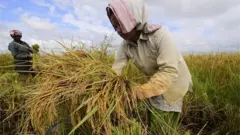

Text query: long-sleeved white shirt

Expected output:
[112,27,193,111]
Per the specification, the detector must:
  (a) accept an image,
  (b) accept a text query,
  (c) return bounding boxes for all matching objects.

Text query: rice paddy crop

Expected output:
[0,45,239,135]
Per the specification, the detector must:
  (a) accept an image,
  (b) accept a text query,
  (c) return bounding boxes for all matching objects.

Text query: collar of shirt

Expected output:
[13,40,25,45]
[127,32,149,47]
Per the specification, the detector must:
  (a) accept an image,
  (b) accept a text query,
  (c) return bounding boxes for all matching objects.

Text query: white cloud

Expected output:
[1,0,240,54]
[52,0,72,10]
[13,7,23,14]
[49,5,56,16]
[20,14,56,30]
[0,19,112,54]
[0,24,11,53]
[31,0,59,17]
[146,0,240,18]
[62,13,111,34]
[50,0,240,52]
[31,0,51,7]
[145,0,240,52]
[0,4,6,9]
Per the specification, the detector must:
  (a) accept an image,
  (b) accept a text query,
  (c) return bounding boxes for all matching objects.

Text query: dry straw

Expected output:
[26,47,148,135]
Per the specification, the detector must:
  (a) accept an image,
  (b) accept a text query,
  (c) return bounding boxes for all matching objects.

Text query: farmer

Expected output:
[106,0,193,134]
[8,30,35,75]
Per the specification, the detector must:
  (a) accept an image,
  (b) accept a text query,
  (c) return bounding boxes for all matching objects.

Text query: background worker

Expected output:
[8,30,35,76]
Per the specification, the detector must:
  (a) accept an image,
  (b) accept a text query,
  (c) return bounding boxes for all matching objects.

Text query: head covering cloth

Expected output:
[10,30,22,37]
[106,0,161,34]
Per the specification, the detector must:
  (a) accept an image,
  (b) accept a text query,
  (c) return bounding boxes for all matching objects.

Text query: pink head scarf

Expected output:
[10,30,22,37]
[106,0,161,34]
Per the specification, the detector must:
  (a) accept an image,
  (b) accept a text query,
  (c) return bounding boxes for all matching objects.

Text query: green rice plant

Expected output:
[0,72,36,135]
[182,53,240,135]
[0,54,14,74]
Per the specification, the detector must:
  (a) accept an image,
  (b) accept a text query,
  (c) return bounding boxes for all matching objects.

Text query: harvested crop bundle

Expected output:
[26,50,148,135]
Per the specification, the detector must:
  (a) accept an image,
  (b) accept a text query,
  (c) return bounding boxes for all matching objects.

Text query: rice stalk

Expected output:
[25,48,146,135]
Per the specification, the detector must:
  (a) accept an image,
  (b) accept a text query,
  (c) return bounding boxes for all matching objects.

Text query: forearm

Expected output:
[112,59,128,75]
[15,53,31,60]
[137,67,178,99]
[136,27,179,99]
[112,43,128,75]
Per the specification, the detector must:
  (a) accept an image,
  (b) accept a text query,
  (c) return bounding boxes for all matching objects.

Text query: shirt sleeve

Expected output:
[137,28,179,99]
[8,43,18,58]
[112,41,129,75]
[23,41,34,53]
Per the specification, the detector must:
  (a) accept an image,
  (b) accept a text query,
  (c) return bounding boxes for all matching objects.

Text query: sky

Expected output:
[0,0,240,53]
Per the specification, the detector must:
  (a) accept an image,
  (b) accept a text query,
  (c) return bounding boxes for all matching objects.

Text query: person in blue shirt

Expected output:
[8,30,34,75]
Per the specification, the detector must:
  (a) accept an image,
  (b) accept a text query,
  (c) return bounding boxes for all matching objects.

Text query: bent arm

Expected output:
[112,42,129,75]
[137,29,179,99]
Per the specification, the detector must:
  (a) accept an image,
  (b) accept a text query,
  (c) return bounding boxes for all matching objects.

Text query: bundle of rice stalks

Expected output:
[25,50,148,135]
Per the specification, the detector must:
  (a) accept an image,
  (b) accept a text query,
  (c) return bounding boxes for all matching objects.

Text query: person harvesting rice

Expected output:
[8,30,35,75]
[106,0,193,133]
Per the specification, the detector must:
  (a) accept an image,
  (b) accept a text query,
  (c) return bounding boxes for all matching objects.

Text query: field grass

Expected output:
[0,46,239,135]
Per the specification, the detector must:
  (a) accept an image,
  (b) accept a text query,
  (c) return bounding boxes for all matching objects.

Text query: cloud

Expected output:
[31,0,59,17]
[145,0,240,52]
[51,0,240,52]
[55,0,121,45]
[52,0,110,25]
[31,0,51,7]
[146,0,240,18]
[62,13,111,34]
[13,7,23,14]
[0,4,6,9]
[0,24,11,53]
[20,14,56,30]
[0,22,85,53]
[0,20,112,54]
[52,0,72,10]
[1,0,240,54]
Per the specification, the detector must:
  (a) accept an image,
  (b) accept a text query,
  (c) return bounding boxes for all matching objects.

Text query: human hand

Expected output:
[132,84,162,100]
[132,85,145,100]
[123,80,147,99]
